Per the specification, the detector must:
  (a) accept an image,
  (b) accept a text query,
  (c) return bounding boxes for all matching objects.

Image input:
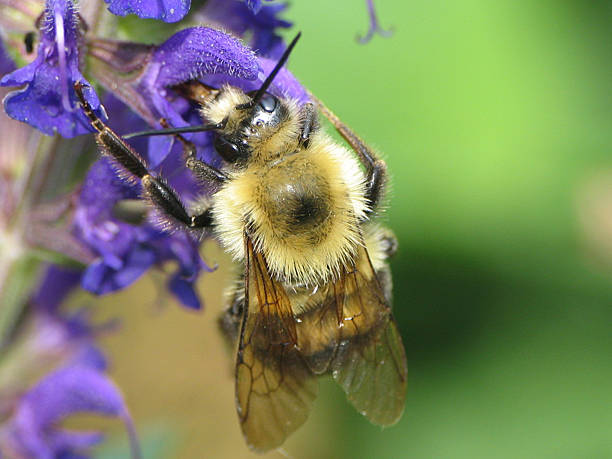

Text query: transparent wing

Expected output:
[331,245,407,426]
[297,245,407,425]
[236,238,318,452]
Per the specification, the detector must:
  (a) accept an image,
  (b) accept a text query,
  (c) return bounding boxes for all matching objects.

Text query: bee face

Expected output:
[204,87,290,164]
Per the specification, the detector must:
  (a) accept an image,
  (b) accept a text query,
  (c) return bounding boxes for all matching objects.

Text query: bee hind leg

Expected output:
[218,284,244,345]
[308,93,387,217]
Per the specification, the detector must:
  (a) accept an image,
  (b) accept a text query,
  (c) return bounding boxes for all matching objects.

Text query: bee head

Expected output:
[124,33,301,165]
[200,87,288,164]
[201,32,302,164]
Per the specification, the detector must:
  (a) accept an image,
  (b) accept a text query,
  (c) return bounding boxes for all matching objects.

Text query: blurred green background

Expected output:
[91,0,612,458]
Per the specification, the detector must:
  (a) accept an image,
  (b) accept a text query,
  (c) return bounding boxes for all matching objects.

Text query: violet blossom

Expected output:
[0,0,311,455]
[1,0,308,313]
[197,0,292,58]
[0,266,140,459]
[103,0,191,23]
[87,24,306,166]
[73,155,210,309]
[85,25,262,166]
[3,366,139,459]
[243,0,271,15]
[0,41,15,76]
[0,0,104,137]
[358,0,392,44]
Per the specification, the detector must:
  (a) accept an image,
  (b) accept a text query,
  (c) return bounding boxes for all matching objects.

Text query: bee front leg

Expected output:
[309,92,387,218]
[158,119,228,185]
[74,82,214,231]
[298,102,318,148]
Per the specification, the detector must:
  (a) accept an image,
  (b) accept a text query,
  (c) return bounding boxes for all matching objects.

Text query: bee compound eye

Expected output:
[258,93,278,113]
[214,136,241,162]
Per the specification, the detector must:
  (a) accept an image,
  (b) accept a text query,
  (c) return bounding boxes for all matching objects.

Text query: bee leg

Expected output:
[379,227,398,258]
[159,119,228,185]
[363,160,387,216]
[74,82,214,231]
[218,294,244,345]
[298,102,319,148]
[309,93,387,217]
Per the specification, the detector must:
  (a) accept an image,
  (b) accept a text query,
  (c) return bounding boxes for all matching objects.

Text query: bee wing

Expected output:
[236,237,318,452]
[331,245,408,426]
[296,244,407,425]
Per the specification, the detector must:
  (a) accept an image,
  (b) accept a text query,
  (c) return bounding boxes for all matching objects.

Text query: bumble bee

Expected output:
[74,32,407,453]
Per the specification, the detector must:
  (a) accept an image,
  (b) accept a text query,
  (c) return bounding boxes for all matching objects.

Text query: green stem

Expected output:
[0,255,38,349]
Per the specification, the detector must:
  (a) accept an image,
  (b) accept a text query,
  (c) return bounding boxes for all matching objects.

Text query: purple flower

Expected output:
[0,0,104,137]
[256,56,309,103]
[88,26,260,165]
[244,0,262,13]
[243,0,275,14]
[152,27,260,89]
[23,266,110,371]
[201,54,310,105]
[248,3,292,58]
[148,27,260,162]
[0,40,15,76]
[73,157,211,309]
[33,264,82,313]
[103,0,191,22]
[358,0,392,44]
[197,0,292,58]
[1,365,139,459]
[0,266,140,459]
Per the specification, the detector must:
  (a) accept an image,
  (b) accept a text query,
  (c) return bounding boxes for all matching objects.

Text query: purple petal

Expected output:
[357,0,393,44]
[78,158,139,214]
[47,430,104,452]
[166,233,204,276]
[7,365,139,459]
[199,54,307,104]
[1,66,102,137]
[147,135,176,168]
[34,265,82,313]
[199,0,292,59]
[81,246,155,295]
[81,260,112,294]
[120,26,260,165]
[250,7,292,58]
[87,27,262,165]
[169,274,201,309]
[113,245,156,287]
[69,344,108,371]
[258,57,309,103]
[244,0,263,14]
[104,0,191,22]
[21,366,126,429]
[153,27,260,88]
[0,40,15,76]
[0,0,105,137]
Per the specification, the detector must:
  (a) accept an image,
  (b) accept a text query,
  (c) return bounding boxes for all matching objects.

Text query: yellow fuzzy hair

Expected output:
[212,129,369,287]
[361,223,394,274]
[200,85,250,126]
[201,86,304,165]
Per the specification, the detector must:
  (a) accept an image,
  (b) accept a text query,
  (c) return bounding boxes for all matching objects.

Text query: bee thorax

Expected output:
[261,170,331,233]
[212,136,369,286]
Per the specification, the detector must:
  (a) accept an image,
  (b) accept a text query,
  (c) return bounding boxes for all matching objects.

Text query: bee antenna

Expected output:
[238,32,302,110]
[124,121,226,139]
